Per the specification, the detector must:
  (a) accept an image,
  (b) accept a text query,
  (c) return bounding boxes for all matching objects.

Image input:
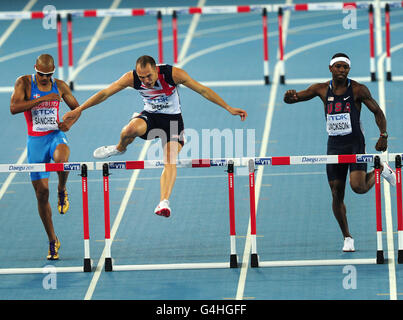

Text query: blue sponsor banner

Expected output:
[210,159,227,167]
[108,162,126,169]
[356,155,374,163]
[63,163,81,171]
[255,157,271,166]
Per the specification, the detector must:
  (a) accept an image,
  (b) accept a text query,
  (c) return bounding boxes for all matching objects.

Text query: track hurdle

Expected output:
[243,153,403,268]
[97,158,240,272]
[395,155,403,263]
[0,162,94,274]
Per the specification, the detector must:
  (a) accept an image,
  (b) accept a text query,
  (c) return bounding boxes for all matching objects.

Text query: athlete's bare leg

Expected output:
[53,143,70,193]
[349,170,375,194]
[32,178,57,242]
[160,141,182,201]
[329,179,352,238]
[116,118,147,152]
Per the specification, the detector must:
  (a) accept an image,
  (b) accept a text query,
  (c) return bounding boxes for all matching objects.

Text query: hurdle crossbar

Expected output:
[1,153,403,273]
[246,154,401,267]
[0,162,94,274]
[99,158,240,271]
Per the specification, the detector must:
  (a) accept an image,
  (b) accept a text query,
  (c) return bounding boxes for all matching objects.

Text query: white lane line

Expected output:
[0,0,38,201]
[68,0,121,82]
[83,0,205,300]
[84,141,151,300]
[235,0,293,301]
[234,2,403,300]
[0,0,37,48]
[0,149,27,201]
[376,40,403,302]
[176,0,206,66]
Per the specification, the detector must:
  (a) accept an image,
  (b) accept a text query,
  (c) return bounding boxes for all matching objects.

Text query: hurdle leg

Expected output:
[278,7,285,84]
[262,8,270,85]
[56,14,64,81]
[374,156,384,264]
[81,164,92,272]
[227,160,238,268]
[385,4,392,81]
[157,11,163,64]
[368,4,376,81]
[395,155,403,263]
[172,10,178,65]
[248,159,259,267]
[103,163,113,271]
[67,13,74,90]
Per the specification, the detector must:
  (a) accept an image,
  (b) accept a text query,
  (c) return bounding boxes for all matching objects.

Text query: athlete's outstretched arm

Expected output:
[56,80,80,131]
[60,72,133,131]
[283,83,322,104]
[172,67,247,121]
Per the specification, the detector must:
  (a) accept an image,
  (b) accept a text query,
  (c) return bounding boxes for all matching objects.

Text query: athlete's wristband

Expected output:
[380,132,388,139]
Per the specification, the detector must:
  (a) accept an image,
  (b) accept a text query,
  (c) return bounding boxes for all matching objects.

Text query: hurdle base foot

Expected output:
[69,81,74,91]
[230,254,238,268]
[371,72,376,82]
[280,75,285,84]
[105,257,113,271]
[386,72,392,81]
[376,250,384,264]
[251,253,259,268]
[398,250,403,264]
[264,76,270,85]
[84,258,92,272]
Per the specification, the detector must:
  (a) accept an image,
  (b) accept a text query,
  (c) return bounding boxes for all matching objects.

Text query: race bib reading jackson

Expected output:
[326,113,352,136]
[31,101,59,132]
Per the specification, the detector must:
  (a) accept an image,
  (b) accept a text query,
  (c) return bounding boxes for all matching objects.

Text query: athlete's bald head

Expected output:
[35,54,55,85]
[35,54,55,73]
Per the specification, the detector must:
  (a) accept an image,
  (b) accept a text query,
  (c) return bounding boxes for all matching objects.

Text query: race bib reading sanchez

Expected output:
[326,113,352,136]
[31,101,59,132]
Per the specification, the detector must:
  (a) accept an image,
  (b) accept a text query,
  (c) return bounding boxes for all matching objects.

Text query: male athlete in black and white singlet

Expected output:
[60,55,247,218]
[283,53,395,252]
[133,64,181,114]
[130,63,185,148]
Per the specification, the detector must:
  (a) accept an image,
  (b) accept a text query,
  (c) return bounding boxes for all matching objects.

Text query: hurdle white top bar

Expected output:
[0,1,401,20]
[0,162,94,173]
[1,154,402,173]
[95,158,242,171]
[95,153,403,171]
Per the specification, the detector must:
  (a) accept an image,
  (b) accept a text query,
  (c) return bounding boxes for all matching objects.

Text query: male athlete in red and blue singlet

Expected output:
[284,53,396,252]
[60,55,247,218]
[10,54,80,260]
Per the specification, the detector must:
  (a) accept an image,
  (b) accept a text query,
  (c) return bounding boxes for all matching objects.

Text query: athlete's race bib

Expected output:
[145,96,170,111]
[31,101,59,132]
[326,113,352,136]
